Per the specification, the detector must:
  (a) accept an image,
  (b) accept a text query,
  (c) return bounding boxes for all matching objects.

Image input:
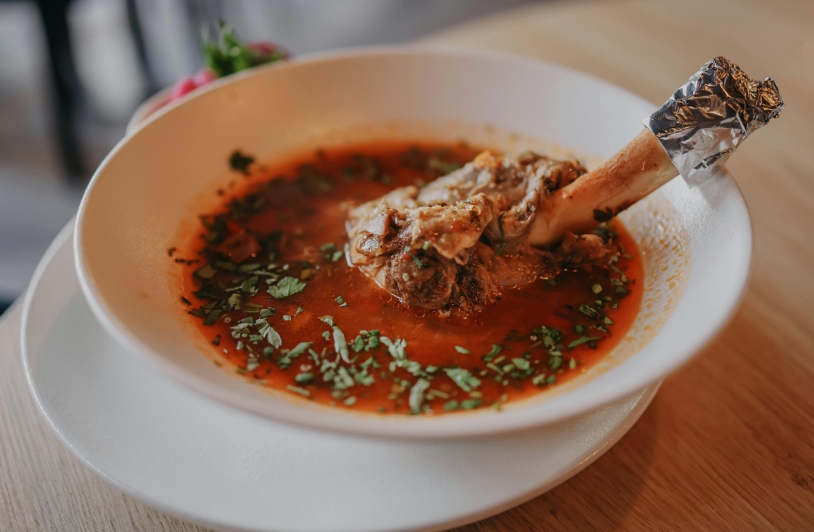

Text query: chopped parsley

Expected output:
[268,276,306,299]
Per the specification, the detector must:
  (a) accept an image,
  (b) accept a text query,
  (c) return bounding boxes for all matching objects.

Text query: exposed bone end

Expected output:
[527,128,678,246]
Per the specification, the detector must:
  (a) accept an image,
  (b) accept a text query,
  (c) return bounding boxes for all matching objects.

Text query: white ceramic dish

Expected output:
[75,47,751,439]
[22,223,659,532]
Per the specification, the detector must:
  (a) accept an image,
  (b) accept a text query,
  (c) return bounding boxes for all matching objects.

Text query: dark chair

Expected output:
[16,0,158,181]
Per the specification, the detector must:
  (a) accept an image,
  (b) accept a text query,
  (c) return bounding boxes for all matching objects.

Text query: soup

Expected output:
[173,141,643,415]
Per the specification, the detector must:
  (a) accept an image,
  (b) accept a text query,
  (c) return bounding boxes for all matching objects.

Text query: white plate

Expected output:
[21,223,659,532]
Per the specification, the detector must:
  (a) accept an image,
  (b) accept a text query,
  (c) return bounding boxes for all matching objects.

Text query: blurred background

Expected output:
[0,0,541,314]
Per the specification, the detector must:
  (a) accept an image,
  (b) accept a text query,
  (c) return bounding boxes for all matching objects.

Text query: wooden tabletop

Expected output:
[2,0,812,530]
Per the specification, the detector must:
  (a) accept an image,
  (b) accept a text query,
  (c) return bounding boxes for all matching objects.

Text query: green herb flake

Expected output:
[569,358,578,369]
[591,283,603,294]
[423,241,431,251]
[454,346,470,354]
[483,344,502,362]
[286,385,311,397]
[568,336,600,349]
[402,273,410,281]
[409,378,431,414]
[444,400,459,412]
[202,309,222,326]
[295,372,314,384]
[460,398,482,410]
[268,276,306,299]
[578,304,599,319]
[259,323,282,349]
[443,367,481,392]
[408,251,423,269]
[288,342,313,358]
[333,326,350,363]
[512,358,530,371]
[344,396,357,407]
[194,264,218,279]
[227,293,241,310]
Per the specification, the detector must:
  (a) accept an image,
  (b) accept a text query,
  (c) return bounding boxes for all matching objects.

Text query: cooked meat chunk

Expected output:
[347,150,614,314]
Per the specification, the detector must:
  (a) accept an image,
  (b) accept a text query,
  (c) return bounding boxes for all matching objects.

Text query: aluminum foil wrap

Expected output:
[645,56,783,185]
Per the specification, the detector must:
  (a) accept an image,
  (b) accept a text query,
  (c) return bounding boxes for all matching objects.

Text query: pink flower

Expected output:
[169,77,198,102]
[193,68,217,87]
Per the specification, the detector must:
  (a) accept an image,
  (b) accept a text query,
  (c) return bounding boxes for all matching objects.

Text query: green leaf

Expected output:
[483,344,502,362]
[258,322,282,349]
[567,336,600,349]
[443,367,481,392]
[268,276,306,299]
[333,326,350,363]
[409,378,431,414]
[288,342,313,358]
[454,346,470,354]
[194,264,218,279]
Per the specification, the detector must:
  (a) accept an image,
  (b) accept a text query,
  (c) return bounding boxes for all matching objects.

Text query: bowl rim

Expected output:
[75,45,753,439]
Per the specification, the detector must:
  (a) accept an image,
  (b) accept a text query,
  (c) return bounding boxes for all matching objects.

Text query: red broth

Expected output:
[174,141,643,415]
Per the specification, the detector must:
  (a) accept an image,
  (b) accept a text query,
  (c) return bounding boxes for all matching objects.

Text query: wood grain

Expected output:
[2,0,813,530]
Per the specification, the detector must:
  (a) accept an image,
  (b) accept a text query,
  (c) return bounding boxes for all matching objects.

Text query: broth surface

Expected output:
[175,141,643,415]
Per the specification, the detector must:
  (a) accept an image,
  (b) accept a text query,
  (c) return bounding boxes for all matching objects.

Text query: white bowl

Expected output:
[75,47,751,439]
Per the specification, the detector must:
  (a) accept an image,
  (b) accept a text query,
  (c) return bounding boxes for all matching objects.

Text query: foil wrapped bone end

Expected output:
[645,56,784,186]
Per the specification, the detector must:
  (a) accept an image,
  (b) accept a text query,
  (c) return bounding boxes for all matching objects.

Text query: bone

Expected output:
[527,128,678,246]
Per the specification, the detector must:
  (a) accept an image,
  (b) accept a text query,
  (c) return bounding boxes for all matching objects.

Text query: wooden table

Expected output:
[2,0,812,529]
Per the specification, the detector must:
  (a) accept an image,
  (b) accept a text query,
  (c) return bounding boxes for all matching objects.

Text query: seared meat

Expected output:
[347,150,613,315]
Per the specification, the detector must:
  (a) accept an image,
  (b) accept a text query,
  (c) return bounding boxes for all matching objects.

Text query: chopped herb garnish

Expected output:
[295,372,314,384]
[483,344,502,362]
[268,276,306,299]
[194,264,217,279]
[568,336,600,349]
[202,309,222,325]
[409,378,430,414]
[578,304,599,319]
[408,251,423,269]
[460,398,482,410]
[455,346,470,354]
[286,385,311,397]
[443,367,481,392]
[332,326,350,363]
[258,322,282,349]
